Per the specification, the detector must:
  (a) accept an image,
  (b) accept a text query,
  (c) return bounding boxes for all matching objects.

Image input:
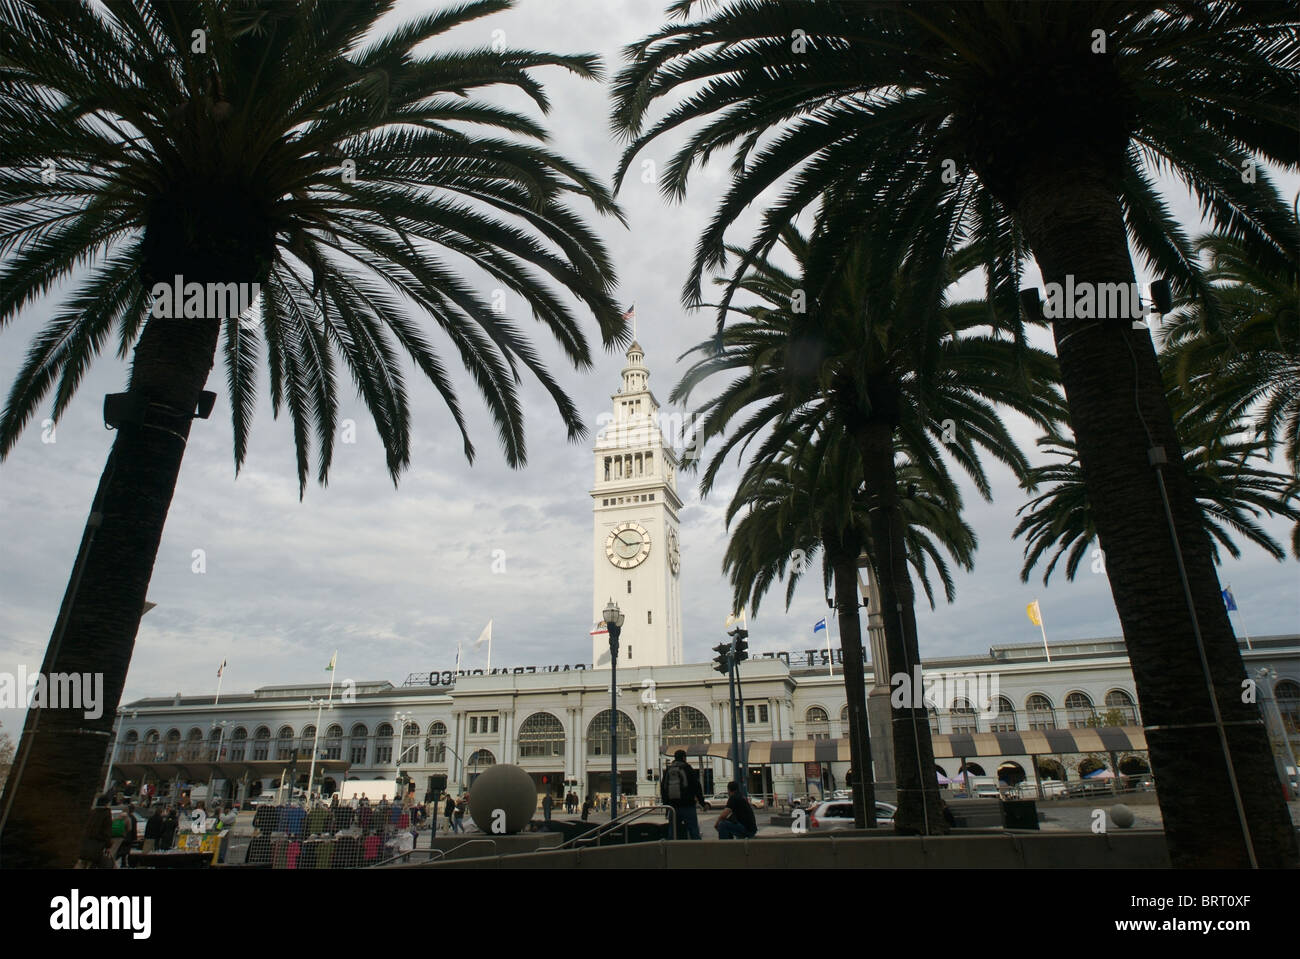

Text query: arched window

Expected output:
[164,728,181,761]
[276,725,295,760]
[184,727,204,761]
[252,726,270,761]
[228,727,247,762]
[661,706,710,751]
[425,723,447,765]
[207,726,224,761]
[399,722,420,765]
[957,762,985,776]
[1064,691,1096,728]
[120,729,139,762]
[467,749,495,769]
[375,723,394,764]
[1275,680,1300,735]
[950,699,977,735]
[1104,689,1139,725]
[297,725,315,760]
[324,724,343,761]
[805,706,830,740]
[145,729,161,761]
[519,713,566,758]
[990,696,1017,732]
[348,724,368,765]
[586,710,635,756]
[1025,694,1056,730]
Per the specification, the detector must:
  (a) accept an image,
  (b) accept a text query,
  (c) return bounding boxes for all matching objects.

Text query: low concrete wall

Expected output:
[411,830,1170,869]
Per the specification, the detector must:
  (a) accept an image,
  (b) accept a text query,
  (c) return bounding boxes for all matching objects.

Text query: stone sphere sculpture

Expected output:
[467,764,537,835]
[1110,804,1136,829]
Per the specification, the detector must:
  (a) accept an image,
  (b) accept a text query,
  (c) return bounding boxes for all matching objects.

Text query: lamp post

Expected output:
[603,599,626,811]
[395,711,411,799]
[305,698,328,804]
[207,720,228,805]
[102,709,137,795]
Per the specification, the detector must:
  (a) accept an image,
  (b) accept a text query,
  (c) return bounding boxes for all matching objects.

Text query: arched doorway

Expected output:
[997,761,1026,786]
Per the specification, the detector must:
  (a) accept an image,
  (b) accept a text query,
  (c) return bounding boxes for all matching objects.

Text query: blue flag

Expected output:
[813,618,827,633]
[1222,588,1237,612]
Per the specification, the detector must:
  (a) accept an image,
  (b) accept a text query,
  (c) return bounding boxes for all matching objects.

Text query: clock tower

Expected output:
[590,341,683,667]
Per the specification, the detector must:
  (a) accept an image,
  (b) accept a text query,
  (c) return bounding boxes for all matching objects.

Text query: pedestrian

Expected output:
[452,794,467,833]
[581,795,592,821]
[115,803,138,867]
[661,749,706,840]
[159,806,178,851]
[600,795,607,813]
[443,793,456,832]
[143,807,164,853]
[542,792,553,822]
[714,781,758,840]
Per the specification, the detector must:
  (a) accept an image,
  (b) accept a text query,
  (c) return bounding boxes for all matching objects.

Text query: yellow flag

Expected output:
[1026,601,1042,627]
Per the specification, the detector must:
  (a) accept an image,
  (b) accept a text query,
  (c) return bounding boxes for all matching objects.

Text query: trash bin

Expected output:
[1001,799,1039,830]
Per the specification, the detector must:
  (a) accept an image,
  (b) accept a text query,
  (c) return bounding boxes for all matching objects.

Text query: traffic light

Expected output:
[728,627,749,662]
[712,642,731,675]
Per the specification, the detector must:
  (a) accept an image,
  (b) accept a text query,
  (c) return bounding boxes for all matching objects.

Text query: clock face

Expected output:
[606,522,651,569]
[668,528,680,575]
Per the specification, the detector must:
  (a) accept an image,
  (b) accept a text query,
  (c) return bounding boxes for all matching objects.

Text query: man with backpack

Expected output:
[660,750,706,840]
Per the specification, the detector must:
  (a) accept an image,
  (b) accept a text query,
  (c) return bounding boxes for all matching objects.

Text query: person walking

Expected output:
[452,794,467,833]
[143,807,163,853]
[443,793,456,833]
[581,794,592,822]
[714,781,758,840]
[114,804,138,867]
[542,791,553,822]
[159,806,178,851]
[661,750,706,840]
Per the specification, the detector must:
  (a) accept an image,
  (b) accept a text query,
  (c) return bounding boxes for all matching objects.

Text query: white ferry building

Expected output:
[104,344,1300,805]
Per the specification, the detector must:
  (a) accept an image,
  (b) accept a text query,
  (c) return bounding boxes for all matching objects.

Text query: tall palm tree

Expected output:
[0,0,626,867]
[675,222,1059,832]
[614,1,1300,867]
[724,431,977,830]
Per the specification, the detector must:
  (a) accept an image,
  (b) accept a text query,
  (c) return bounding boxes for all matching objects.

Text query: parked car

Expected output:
[806,800,897,830]
[704,791,764,810]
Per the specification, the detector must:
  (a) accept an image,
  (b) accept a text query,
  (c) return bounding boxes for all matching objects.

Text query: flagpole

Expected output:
[215,666,224,707]
[827,614,835,678]
[1039,617,1051,663]
[1227,585,1252,650]
[327,650,337,705]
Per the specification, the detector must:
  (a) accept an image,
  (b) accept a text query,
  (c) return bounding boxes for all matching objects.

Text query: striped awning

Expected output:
[661,726,1146,764]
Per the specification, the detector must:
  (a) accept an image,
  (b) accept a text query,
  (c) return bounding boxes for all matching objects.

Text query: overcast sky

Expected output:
[1,0,1296,722]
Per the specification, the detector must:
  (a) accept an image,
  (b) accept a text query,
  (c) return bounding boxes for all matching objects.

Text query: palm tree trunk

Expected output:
[824,528,876,830]
[855,420,947,835]
[0,316,220,868]
[1015,162,1298,868]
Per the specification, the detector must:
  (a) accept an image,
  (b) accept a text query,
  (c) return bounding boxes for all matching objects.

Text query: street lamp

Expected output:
[102,709,138,795]
[207,720,228,805]
[395,711,411,800]
[603,599,626,811]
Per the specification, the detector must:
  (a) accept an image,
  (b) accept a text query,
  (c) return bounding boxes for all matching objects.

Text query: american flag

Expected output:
[621,304,635,323]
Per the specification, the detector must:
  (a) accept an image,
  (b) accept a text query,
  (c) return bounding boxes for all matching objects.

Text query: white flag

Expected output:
[725,610,747,629]
[474,620,492,647]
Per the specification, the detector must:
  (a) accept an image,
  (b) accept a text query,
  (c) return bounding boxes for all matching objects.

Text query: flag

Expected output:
[621,304,636,323]
[1222,588,1238,612]
[813,617,827,634]
[325,652,336,672]
[1027,601,1042,627]
[216,660,226,678]
[474,619,492,647]
[590,621,608,636]
[725,610,747,629]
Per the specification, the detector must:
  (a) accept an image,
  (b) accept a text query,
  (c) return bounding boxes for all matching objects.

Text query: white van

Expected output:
[331,780,398,804]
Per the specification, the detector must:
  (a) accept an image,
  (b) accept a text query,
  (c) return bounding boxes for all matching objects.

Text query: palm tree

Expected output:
[1162,224,1300,478]
[0,0,625,867]
[723,431,977,830]
[675,221,1059,832]
[1016,413,1300,584]
[614,1,1300,867]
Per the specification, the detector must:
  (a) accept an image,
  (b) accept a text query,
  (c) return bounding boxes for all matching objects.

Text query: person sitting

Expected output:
[714,781,758,840]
